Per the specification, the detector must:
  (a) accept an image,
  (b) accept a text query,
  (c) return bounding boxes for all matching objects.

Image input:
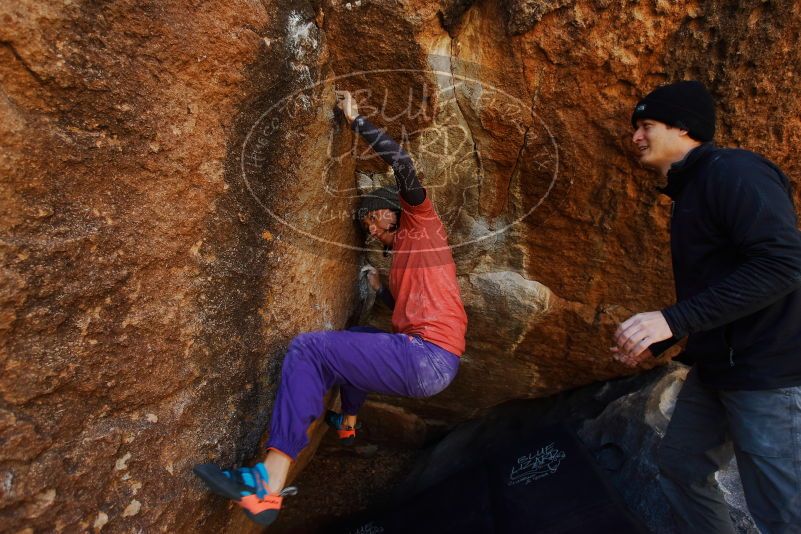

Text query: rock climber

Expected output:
[193,90,468,527]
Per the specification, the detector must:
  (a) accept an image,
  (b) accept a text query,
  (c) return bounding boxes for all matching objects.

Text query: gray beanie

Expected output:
[355,186,401,221]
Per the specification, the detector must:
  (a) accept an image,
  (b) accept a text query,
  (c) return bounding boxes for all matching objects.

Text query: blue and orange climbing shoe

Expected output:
[192,463,297,527]
[325,410,360,445]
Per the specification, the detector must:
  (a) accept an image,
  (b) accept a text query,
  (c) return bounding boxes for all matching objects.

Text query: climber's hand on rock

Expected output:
[613,311,671,364]
[367,273,381,292]
[335,90,359,123]
[366,268,381,291]
[361,265,382,292]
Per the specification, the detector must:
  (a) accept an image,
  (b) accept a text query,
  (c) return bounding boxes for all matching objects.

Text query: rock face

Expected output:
[1,1,354,531]
[578,365,757,533]
[357,0,801,423]
[2,0,800,531]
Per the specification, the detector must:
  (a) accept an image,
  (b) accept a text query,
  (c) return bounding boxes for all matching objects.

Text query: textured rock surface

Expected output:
[1,1,354,531]
[579,365,757,533]
[2,0,800,531]
[356,0,801,425]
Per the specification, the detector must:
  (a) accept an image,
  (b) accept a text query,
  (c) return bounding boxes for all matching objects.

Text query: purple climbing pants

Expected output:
[266,326,460,460]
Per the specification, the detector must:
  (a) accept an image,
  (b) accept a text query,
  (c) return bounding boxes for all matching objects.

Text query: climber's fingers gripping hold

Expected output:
[335,90,359,122]
[360,265,382,292]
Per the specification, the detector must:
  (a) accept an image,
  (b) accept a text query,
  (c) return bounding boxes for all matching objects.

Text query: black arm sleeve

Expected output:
[351,115,426,206]
[661,159,801,338]
[649,335,681,358]
[376,286,396,310]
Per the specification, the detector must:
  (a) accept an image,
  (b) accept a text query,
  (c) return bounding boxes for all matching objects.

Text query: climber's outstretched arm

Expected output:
[336,90,425,206]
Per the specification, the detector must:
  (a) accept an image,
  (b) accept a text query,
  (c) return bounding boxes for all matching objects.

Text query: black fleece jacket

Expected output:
[652,143,801,389]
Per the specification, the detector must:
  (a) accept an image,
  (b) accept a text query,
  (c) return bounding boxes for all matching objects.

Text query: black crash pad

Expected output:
[329,425,646,534]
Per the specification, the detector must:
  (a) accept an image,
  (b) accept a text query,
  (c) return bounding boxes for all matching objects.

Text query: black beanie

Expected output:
[355,186,401,221]
[631,80,716,142]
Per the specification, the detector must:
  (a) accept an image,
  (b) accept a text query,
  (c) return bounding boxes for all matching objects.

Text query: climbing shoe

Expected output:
[325,410,360,445]
[193,463,297,527]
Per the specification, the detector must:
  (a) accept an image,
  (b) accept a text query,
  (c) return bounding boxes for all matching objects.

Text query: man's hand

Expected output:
[335,90,359,123]
[612,311,672,367]
[612,346,654,367]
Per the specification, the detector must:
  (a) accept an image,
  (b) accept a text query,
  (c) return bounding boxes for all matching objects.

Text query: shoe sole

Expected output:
[192,464,279,527]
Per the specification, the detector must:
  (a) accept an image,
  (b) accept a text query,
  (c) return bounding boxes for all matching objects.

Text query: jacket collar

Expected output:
[659,142,716,199]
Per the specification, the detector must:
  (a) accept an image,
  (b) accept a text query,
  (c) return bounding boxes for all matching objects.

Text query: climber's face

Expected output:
[362,209,398,248]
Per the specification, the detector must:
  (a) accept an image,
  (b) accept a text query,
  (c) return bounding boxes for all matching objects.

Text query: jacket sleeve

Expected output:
[351,115,426,206]
[661,157,801,338]
[649,335,681,358]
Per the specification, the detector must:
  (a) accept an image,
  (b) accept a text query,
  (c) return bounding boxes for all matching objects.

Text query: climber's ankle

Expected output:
[343,414,358,428]
[263,449,292,494]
